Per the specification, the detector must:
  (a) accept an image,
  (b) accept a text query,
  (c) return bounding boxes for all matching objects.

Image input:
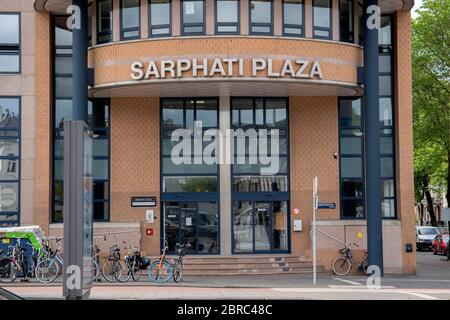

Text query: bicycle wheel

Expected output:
[332,257,352,276]
[117,262,132,283]
[148,260,172,283]
[131,262,142,282]
[172,263,183,283]
[35,259,60,284]
[101,260,122,283]
[92,261,100,282]
[0,261,16,283]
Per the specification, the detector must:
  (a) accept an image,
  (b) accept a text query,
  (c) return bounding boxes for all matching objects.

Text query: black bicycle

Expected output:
[101,241,125,283]
[172,243,192,283]
[119,246,151,282]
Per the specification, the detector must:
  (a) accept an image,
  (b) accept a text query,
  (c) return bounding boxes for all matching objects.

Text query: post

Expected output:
[312,176,318,285]
[363,0,384,274]
[72,0,88,121]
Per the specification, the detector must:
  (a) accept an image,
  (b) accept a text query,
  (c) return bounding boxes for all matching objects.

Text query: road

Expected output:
[2,251,449,300]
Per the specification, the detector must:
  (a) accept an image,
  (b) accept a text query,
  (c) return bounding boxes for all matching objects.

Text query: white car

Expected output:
[416,226,441,251]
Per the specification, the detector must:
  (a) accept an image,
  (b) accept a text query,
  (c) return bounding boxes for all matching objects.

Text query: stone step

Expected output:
[183,262,314,270]
[183,267,327,276]
[175,256,312,265]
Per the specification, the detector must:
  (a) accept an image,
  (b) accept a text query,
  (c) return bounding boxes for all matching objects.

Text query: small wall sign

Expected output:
[131,196,157,208]
[317,203,336,209]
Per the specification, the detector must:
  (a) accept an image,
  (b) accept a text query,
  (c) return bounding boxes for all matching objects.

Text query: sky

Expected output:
[411,0,423,19]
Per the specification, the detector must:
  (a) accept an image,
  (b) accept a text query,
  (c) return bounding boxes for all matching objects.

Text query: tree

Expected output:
[412,0,450,225]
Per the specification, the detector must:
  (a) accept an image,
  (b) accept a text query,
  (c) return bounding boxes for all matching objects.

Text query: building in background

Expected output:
[0,0,416,274]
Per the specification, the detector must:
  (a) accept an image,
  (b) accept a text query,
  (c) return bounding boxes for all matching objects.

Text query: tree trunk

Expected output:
[420,202,424,226]
[423,176,438,226]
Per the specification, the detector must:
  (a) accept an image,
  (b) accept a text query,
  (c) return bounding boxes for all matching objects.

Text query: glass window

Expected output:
[0,13,20,73]
[250,0,273,35]
[216,0,239,34]
[0,97,20,226]
[121,0,140,40]
[97,0,113,44]
[313,0,331,39]
[283,0,303,36]
[149,0,171,36]
[379,16,391,46]
[182,0,205,35]
[339,0,353,43]
[88,3,92,46]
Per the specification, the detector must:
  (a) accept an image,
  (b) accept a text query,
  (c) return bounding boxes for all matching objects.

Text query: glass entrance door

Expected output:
[163,201,219,254]
[233,201,289,253]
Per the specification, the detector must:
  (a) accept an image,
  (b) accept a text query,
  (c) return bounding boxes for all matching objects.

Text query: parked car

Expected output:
[432,234,449,256]
[416,226,441,251]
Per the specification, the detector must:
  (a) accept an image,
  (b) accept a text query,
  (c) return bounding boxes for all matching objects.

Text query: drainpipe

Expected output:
[363,0,384,275]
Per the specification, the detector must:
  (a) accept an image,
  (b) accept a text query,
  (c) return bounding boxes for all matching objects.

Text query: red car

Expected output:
[432,234,449,256]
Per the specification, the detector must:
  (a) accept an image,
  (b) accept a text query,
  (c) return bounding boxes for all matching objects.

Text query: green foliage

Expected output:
[412,0,450,201]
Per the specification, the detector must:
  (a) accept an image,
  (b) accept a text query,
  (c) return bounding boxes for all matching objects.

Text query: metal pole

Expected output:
[312,177,318,285]
[363,0,384,274]
[72,0,88,121]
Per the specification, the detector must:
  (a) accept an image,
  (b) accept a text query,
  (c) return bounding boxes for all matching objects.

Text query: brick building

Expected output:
[0,0,415,274]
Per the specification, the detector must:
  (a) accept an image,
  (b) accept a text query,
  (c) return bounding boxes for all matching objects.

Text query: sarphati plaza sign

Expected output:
[130,58,323,80]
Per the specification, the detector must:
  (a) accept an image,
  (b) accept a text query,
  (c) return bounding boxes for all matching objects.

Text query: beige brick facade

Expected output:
[0,2,416,273]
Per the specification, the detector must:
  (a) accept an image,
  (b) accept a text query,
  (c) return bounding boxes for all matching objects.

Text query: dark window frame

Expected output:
[149,0,172,37]
[0,96,21,227]
[0,12,21,74]
[180,0,206,35]
[96,0,113,44]
[51,16,111,223]
[338,97,365,220]
[339,0,354,43]
[215,0,241,35]
[120,0,141,40]
[312,0,332,40]
[282,0,304,37]
[249,0,273,35]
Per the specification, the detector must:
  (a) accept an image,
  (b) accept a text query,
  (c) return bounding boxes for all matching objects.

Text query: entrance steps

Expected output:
[174,255,327,276]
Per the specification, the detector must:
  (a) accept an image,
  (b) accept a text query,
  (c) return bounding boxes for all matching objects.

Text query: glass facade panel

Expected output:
[182,0,204,34]
[150,0,171,36]
[250,0,273,34]
[97,0,113,43]
[0,13,20,73]
[339,0,353,42]
[0,97,20,226]
[216,0,239,34]
[313,0,331,39]
[121,0,140,40]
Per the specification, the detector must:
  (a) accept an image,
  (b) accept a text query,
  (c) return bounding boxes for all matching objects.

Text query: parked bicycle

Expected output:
[35,238,64,284]
[172,243,191,283]
[332,243,368,276]
[92,238,101,281]
[101,240,126,283]
[0,239,28,283]
[119,245,151,282]
[148,240,172,283]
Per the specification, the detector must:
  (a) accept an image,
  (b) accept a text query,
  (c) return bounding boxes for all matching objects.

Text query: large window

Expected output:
[181,0,205,35]
[121,0,141,40]
[149,0,171,36]
[313,0,331,39]
[379,16,396,218]
[161,98,220,254]
[52,17,110,223]
[339,17,396,219]
[249,0,273,35]
[216,0,240,34]
[339,0,353,43]
[339,98,364,219]
[97,0,113,44]
[0,97,20,227]
[231,98,289,254]
[0,13,20,73]
[283,0,303,37]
